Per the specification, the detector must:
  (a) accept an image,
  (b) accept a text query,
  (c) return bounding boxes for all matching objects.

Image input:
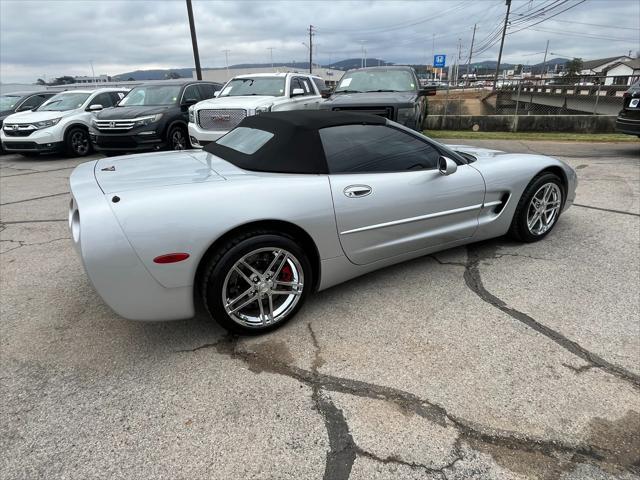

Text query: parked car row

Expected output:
[0,65,437,157]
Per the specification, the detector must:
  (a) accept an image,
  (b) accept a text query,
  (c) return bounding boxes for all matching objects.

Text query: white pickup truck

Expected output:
[188,72,329,147]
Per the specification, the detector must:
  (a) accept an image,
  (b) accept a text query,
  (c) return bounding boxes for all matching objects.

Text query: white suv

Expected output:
[188,72,328,147]
[1,88,128,156]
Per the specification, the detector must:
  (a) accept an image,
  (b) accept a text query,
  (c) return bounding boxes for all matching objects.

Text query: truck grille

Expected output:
[94,120,135,131]
[198,109,246,131]
[331,106,395,120]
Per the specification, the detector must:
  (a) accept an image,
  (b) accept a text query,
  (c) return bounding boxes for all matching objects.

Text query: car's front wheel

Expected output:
[509,172,564,242]
[65,127,91,157]
[201,231,311,334]
[168,125,189,150]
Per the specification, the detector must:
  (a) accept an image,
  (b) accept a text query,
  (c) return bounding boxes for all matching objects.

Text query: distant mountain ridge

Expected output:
[113,57,571,80]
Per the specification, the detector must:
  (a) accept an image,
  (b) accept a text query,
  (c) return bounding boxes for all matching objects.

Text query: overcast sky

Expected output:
[0,0,638,83]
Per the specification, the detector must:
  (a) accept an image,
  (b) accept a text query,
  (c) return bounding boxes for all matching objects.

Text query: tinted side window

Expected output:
[183,84,201,102]
[320,125,441,173]
[290,78,305,96]
[92,93,116,108]
[20,94,48,110]
[198,83,217,99]
[312,77,327,93]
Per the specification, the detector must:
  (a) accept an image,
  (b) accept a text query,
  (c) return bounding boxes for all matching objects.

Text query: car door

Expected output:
[301,77,322,110]
[287,77,309,110]
[321,124,485,265]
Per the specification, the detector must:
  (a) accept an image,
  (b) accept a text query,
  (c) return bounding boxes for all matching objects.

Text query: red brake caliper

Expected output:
[279,263,293,283]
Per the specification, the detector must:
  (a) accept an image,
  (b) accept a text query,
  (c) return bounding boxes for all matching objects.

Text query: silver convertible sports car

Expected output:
[69,111,576,334]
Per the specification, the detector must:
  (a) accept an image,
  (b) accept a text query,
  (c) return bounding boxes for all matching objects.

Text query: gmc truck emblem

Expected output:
[212,115,230,122]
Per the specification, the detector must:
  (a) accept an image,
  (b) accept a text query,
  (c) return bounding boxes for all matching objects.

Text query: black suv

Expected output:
[320,66,435,131]
[1,91,56,151]
[616,80,640,137]
[90,80,222,152]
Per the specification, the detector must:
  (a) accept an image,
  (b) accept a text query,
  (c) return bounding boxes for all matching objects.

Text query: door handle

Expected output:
[343,185,372,198]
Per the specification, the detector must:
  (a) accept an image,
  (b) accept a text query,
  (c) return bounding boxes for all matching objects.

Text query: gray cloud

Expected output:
[0,0,638,83]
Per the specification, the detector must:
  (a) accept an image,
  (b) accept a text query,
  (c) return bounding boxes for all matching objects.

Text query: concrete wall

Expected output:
[425,114,617,133]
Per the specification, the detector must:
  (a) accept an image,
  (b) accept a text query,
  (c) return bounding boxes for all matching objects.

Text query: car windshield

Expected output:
[335,70,416,93]
[118,85,182,106]
[219,77,285,97]
[38,92,90,111]
[0,95,22,111]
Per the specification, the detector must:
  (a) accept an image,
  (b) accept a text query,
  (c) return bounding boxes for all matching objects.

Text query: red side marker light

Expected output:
[153,253,190,264]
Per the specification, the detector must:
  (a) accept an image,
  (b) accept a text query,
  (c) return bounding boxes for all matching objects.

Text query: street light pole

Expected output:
[267,47,274,69]
[493,0,511,91]
[222,49,230,79]
[308,25,314,74]
[185,0,202,80]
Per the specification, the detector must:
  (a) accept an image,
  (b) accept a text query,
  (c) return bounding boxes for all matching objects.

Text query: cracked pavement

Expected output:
[1,141,639,479]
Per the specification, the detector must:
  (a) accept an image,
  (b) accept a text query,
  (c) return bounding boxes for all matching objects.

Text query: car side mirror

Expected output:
[320,89,332,99]
[418,88,437,97]
[213,90,221,97]
[438,156,457,176]
[291,88,305,97]
[88,104,103,111]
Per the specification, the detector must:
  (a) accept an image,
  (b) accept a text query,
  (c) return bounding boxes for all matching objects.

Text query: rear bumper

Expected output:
[615,116,640,136]
[69,161,194,321]
[188,122,225,148]
[89,129,167,152]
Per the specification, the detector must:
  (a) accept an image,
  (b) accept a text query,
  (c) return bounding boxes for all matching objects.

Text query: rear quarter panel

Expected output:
[109,172,341,288]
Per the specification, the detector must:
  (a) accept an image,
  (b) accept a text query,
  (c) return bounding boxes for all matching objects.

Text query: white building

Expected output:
[579,55,632,76]
[603,59,640,86]
[194,66,345,87]
[73,75,110,84]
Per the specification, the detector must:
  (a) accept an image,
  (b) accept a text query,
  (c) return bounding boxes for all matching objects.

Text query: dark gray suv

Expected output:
[320,66,435,131]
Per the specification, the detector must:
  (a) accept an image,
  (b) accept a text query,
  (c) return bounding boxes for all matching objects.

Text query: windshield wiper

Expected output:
[335,89,363,93]
[364,89,402,93]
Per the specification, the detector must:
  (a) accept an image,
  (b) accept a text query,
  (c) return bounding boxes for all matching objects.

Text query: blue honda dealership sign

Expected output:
[433,54,446,68]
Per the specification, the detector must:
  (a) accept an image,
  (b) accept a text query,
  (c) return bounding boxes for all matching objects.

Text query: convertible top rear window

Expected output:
[216,127,274,154]
[203,110,386,174]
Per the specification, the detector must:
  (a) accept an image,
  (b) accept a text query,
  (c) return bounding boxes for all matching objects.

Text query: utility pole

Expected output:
[456,38,462,84]
[267,47,274,69]
[541,40,549,79]
[185,0,202,80]
[222,49,230,79]
[466,24,477,86]
[90,61,96,85]
[308,25,314,73]
[493,0,511,91]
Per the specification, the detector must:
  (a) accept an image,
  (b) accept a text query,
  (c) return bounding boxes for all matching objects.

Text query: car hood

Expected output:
[3,109,74,124]
[97,105,171,120]
[196,95,278,110]
[94,150,224,193]
[322,91,417,108]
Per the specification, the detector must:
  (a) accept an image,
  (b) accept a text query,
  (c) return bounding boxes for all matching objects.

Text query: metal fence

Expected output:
[429,75,634,118]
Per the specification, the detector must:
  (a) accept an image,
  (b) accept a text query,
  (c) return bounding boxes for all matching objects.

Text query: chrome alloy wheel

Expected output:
[222,247,304,328]
[527,183,562,236]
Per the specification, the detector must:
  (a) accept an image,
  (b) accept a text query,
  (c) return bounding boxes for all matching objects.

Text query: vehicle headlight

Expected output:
[397,107,414,123]
[188,106,195,123]
[255,105,272,114]
[133,113,163,128]
[34,117,62,129]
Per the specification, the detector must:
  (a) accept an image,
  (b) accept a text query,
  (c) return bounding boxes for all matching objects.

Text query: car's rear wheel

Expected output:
[201,231,311,334]
[65,127,91,157]
[168,125,188,150]
[509,172,564,242]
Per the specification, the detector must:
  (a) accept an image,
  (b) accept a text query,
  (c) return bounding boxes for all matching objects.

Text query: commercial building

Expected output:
[193,65,345,87]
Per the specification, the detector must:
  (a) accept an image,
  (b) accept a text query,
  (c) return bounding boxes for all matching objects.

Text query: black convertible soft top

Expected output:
[203,110,386,174]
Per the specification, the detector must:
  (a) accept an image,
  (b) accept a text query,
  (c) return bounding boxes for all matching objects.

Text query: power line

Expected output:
[549,18,639,30]
[529,26,630,42]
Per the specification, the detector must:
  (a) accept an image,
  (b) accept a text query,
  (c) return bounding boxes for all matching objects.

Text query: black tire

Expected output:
[65,127,91,157]
[167,125,189,150]
[201,230,312,335]
[509,172,564,242]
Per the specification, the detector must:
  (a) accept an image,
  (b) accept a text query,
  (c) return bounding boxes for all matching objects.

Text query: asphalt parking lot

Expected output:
[1,139,639,480]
